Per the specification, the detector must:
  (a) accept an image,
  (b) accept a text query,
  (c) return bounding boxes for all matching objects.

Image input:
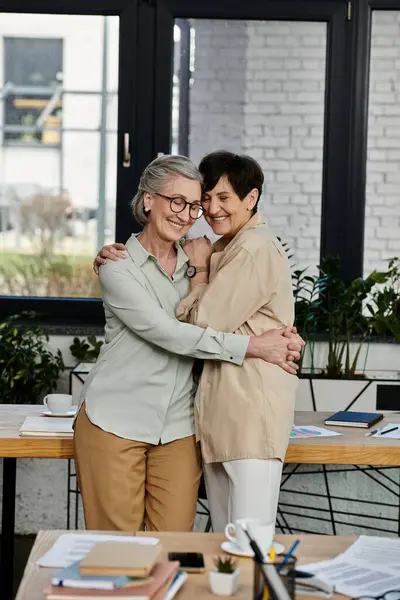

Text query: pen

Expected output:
[243,527,266,564]
[277,539,300,573]
[379,426,398,436]
[164,572,188,600]
[365,428,380,437]
[294,570,314,579]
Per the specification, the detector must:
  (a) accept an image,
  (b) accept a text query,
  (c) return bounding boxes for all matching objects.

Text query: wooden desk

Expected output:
[287,411,400,465]
[1,406,398,466]
[0,405,73,458]
[3,406,400,600]
[16,531,355,600]
[0,405,73,600]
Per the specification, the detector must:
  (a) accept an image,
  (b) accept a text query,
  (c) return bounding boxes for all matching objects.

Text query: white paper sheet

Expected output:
[290,426,343,439]
[372,423,400,438]
[301,536,400,597]
[37,533,160,568]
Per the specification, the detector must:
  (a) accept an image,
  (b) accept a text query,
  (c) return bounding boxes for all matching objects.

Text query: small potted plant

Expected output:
[209,556,240,596]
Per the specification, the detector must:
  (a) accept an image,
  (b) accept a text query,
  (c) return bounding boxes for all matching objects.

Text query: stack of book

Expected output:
[19,416,74,437]
[44,541,184,600]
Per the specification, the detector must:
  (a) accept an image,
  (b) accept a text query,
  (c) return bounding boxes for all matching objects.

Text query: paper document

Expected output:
[73,362,94,373]
[290,426,343,439]
[301,535,400,597]
[372,423,400,438]
[37,533,160,568]
[296,576,332,598]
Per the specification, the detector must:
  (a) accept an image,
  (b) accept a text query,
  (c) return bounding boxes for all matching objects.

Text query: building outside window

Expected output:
[3,37,63,146]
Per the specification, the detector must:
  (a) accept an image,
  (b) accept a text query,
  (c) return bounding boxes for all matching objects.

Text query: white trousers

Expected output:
[203,458,283,532]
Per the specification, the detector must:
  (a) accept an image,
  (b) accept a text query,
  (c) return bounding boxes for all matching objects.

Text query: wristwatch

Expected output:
[186,265,208,279]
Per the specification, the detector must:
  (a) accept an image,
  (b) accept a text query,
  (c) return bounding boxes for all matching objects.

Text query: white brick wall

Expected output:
[365,11,400,274]
[188,17,400,274]
[189,20,326,270]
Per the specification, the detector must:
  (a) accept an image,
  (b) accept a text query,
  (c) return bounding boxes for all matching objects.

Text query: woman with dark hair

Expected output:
[175,150,297,531]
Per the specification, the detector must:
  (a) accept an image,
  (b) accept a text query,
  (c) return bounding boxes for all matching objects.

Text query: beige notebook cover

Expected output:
[19,416,74,437]
[79,542,162,577]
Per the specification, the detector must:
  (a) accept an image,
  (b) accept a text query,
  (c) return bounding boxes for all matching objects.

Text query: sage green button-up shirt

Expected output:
[79,234,249,445]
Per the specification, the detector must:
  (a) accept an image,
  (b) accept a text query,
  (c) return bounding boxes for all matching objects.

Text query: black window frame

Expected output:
[0,0,138,326]
[352,0,400,279]
[151,0,357,278]
[1,0,399,326]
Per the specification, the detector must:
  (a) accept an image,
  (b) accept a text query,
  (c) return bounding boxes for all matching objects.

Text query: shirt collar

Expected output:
[213,212,266,252]
[125,234,188,270]
[125,234,150,267]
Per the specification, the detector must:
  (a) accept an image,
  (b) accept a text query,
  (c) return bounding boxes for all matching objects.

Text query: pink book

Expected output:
[44,561,179,600]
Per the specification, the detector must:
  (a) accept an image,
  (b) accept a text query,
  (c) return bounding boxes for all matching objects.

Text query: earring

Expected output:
[144,207,150,213]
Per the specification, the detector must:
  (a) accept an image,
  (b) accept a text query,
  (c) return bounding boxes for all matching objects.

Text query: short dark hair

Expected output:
[198,150,264,213]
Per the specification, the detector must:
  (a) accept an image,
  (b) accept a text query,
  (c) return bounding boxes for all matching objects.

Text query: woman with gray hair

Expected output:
[75,154,303,533]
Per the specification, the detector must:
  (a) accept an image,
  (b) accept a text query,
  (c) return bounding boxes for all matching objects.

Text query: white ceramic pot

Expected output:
[209,570,240,596]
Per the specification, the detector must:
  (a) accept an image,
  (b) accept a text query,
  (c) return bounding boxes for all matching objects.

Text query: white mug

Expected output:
[43,394,73,414]
[225,518,274,556]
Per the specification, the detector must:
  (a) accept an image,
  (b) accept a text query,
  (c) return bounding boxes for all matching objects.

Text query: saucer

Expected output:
[41,409,77,418]
[221,540,285,558]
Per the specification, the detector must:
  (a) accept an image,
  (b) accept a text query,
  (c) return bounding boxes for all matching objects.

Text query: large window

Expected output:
[1,0,399,325]
[172,19,327,272]
[364,9,400,276]
[3,37,63,146]
[0,13,119,301]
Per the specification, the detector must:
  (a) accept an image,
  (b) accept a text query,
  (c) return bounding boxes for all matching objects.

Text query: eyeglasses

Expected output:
[154,193,204,220]
[354,593,400,600]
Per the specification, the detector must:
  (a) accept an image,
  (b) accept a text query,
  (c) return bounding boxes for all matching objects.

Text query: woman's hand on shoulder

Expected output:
[93,243,127,275]
[182,236,213,266]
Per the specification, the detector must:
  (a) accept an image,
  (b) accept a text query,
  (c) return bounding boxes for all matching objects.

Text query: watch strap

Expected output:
[186,265,208,278]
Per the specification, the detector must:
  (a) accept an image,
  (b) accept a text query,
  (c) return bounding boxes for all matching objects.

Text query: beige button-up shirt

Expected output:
[79,234,249,445]
[176,213,298,463]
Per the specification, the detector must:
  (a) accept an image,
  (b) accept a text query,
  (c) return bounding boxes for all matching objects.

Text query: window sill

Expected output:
[2,141,61,149]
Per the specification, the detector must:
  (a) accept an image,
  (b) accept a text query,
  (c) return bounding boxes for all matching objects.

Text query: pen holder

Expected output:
[253,555,297,600]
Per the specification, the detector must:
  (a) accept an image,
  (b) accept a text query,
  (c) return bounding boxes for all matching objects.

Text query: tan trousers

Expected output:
[73,406,202,532]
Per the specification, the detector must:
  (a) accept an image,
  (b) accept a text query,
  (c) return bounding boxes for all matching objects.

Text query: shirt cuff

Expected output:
[222,333,249,366]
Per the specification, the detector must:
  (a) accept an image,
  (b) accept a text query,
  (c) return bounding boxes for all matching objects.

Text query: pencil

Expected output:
[269,546,276,563]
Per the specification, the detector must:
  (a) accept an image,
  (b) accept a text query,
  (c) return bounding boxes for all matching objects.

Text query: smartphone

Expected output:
[168,552,205,573]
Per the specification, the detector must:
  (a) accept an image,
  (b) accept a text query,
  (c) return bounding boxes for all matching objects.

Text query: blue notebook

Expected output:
[324,411,384,428]
[51,560,131,590]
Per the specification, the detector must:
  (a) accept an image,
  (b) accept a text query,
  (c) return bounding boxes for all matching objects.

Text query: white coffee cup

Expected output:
[43,394,73,414]
[225,518,274,556]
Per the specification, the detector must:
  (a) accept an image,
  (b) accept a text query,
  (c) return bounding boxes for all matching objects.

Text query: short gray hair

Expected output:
[131,154,202,226]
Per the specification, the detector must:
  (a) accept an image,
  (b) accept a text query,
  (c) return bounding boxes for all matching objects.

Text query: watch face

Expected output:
[187,265,196,278]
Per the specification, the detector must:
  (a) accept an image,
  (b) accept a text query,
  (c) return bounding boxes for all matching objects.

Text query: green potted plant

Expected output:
[292,267,327,375]
[0,313,64,403]
[293,256,398,379]
[293,256,400,411]
[209,556,239,596]
[69,335,103,364]
[317,256,386,379]
[368,257,400,340]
